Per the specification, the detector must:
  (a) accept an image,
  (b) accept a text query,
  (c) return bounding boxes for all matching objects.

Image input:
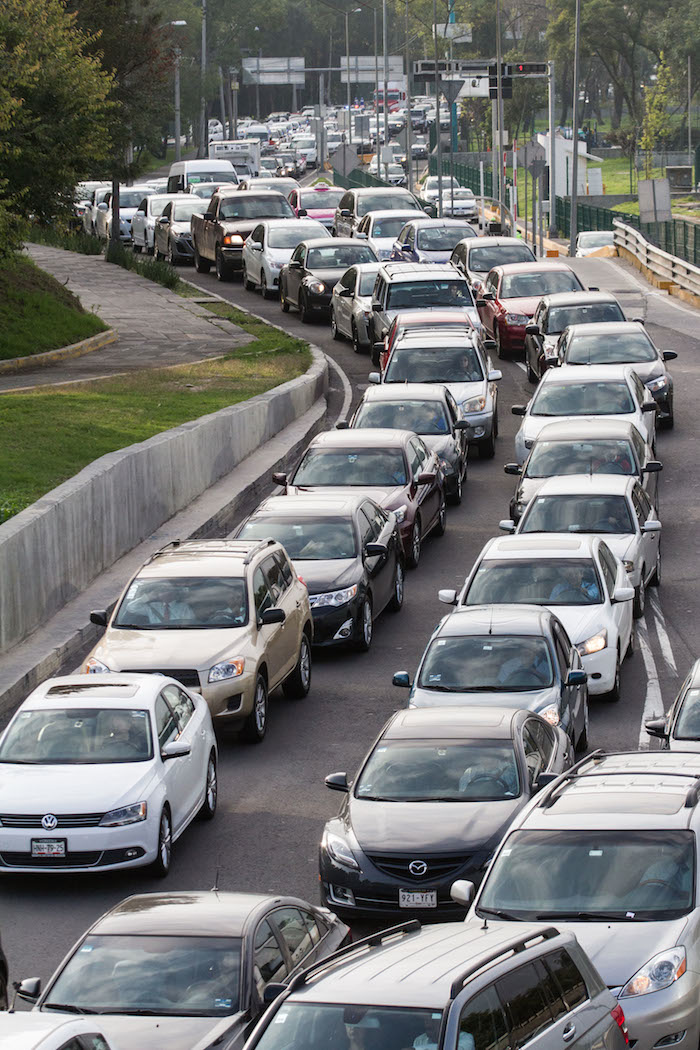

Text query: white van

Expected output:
[240,122,270,146]
[166,158,238,193]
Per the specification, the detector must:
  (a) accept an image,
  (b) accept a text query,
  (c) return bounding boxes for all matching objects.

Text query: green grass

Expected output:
[105,241,181,290]
[136,145,177,175]
[0,304,311,523]
[26,225,104,255]
[0,255,107,362]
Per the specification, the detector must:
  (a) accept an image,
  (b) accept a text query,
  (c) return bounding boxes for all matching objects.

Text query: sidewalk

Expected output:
[1,245,252,392]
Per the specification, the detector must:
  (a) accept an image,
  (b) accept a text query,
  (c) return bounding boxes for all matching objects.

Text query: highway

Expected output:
[3,250,699,994]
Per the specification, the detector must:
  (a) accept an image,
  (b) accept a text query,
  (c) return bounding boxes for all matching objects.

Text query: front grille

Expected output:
[123,668,200,688]
[365,852,478,882]
[0,813,104,828]
[0,851,102,868]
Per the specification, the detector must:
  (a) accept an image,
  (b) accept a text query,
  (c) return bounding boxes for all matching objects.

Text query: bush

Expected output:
[0,494,30,524]
[105,240,180,290]
[27,224,104,255]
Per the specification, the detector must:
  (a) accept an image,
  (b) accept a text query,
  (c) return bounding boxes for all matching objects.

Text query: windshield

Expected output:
[358,271,379,295]
[269,226,326,249]
[0,708,153,764]
[113,576,247,629]
[566,331,657,364]
[417,226,473,250]
[219,197,294,220]
[466,559,603,606]
[501,272,581,297]
[468,245,535,272]
[449,189,475,200]
[545,303,624,333]
[357,194,419,216]
[354,399,450,435]
[238,518,356,559]
[675,688,700,740]
[371,216,412,239]
[525,439,637,478]
[521,494,634,535]
[419,636,554,692]
[293,138,315,148]
[293,448,407,487]
[173,200,208,221]
[579,231,614,249]
[532,381,635,417]
[187,172,237,185]
[45,935,242,1016]
[252,1004,444,1050]
[191,184,217,199]
[386,280,474,310]
[301,189,344,209]
[119,191,151,209]
[385,345,483,384]
[306,245,376,268]
[149,198,173,217]
[356,740,520,801]
[478,830,695,920]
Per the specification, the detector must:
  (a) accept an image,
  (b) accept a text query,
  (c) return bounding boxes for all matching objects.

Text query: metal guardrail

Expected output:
[614,219,700,298]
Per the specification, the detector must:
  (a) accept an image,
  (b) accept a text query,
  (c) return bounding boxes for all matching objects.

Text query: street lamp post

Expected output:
[432,0,443,215]
[382,0,389,181]
[345,8,361,146]
[568,0,582,255]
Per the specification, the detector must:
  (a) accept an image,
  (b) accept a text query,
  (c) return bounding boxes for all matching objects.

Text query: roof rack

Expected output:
[449,927,560,997]
[538,750,700,810]
[145,538,276,566]
[287,920,421,992]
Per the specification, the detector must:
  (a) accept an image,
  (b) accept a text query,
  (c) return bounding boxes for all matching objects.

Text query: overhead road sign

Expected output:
[341,56,403,83]
[432,22,472,42]
[242,57,305,85]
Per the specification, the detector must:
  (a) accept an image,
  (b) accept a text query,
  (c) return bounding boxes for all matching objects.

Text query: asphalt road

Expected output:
[3,248,700,998]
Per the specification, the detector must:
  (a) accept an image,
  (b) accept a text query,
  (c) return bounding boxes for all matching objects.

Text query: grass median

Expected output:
[0,302,310,524]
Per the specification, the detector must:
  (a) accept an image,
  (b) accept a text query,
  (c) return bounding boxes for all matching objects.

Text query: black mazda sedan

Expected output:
[280,238,378,322]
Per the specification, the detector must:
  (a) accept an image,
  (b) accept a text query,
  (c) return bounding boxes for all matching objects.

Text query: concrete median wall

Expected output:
[0,349,328,655]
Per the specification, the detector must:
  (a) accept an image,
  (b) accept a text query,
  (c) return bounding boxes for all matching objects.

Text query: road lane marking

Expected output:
[515,361,527,374]
[637,619,665,749]
[648,592,678,677]
[327,356,353,422]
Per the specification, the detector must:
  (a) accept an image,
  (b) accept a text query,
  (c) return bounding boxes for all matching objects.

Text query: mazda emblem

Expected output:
[409,859,428,876]
[41,814,58,831]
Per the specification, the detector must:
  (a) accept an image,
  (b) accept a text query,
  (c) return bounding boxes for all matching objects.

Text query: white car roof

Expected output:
[529,473,636,498]
[534,417,644,442]
[23,673,167,710]
[482,534,598,560]
[360,383,450,403]
[366,210,423,222]
[0,1014,110,1050]
[540,363,636,385]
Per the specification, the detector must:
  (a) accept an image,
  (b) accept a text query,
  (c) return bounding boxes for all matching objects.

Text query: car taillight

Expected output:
[297,575,307,587]
[611,1004,629,1045]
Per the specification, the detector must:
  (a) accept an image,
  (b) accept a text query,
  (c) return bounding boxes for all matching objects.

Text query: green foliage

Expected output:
[105,240,181,289]
[640,55,674,178]
[26,225,105,255]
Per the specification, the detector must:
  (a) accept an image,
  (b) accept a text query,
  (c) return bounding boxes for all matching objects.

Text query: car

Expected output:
[440,533,635,698]
[272,429,446,569]
[399,605,588,748]
[130,193,180,254]
[556,322,677,426]
[235,494,404,650]
[420,174,462,204]
[95,185,157,242]
[289,135,317,168]
[506,474,661,618]
[368,159,407,185]
[154,196,209,264]
[346,383,469,503]
[524,292,627,383]
[468,750,700,1050]
[371,330,502,458]
[277,150,305,179]
[353,209,426,260]
[411,136,429,158]
[241,219,330,298]
[512,364,658,465]
[167,158,239,194]
[287,185,345,228]
[83,184,112,235]
[83,539,313,742]
[191,189,296,280]
[319,706,575,923]
[239,177,300,198]
[442,186,479,220]
[477,261,586,358]
[241,919,629,1050]
[0,1015,121,1050]
[21,891,349,1050]
[575,229,615,256]
[449,235,536,295]
[647,658,700,748]
[374,309,482,369]
[280,238,378,321]
[0,672,218,875]
[73,181,110,232]
[329,262,382,352]
[505,418,662,522]
[333,186,425,237]
[389,218,477,265]
[370,263,481,346]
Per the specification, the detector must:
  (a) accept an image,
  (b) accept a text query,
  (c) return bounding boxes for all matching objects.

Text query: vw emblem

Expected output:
[409,859,428,876]
[41,814,58,831]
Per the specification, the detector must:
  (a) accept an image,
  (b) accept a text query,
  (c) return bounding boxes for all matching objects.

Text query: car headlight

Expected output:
[505,313,529,325]
[439,456,455,474]
[208,658,245,683]
[85,657,110,674]
[538,703,561,726]
[393,504,408,524]
[462,395,486,413]
[323,830,359,870]
[269,260,283,269]
[308,584,358,608]
[307,279,326,294]
[620,948,686,998]
[577,629,608,656]
[646,376,668,392]
[99,802,147,827]
[623,560,635,573]
[222,234,244,245]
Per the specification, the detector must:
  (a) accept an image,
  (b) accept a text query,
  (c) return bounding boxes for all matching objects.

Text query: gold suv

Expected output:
[84,539,313,742]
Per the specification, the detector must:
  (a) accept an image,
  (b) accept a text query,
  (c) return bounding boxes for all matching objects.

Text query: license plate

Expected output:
[31,839,66,858]
[399,889,437,908]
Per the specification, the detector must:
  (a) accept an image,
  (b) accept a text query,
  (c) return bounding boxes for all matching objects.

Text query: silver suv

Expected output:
[243,921,627,1050]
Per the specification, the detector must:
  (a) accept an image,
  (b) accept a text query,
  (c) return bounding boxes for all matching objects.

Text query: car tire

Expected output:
[407,517,421,568]
[150,807,172,878]
[242,262,254,291]
[478,430,496,459]
[0,971,7,1011]
[526,355,537,383]
[280,281,290,312]
[447,469,463,506]
[198,752,218,821]
[261,271,274,300]
[132,240,142,254]
[606,648,622,701]
[242,674,268,743]
[633,572,646,619]
[495,327,507,359]
[330,307,342,341]
[388,560,405,612]
[216,248,232,282]
[299,292,311,323]
[576,701,589,752]
[433,493,447,536]
[355,596,373,651]
[167,241,179,266]
[649,545,661,587]
[626,624,636,658]
[155,246,164,261]
[283,633,312,699]
[351,322,363,354]
[194,248,211,274]
[660,398,674,429]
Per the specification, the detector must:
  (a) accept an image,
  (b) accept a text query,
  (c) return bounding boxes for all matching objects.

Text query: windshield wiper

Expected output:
[423,683,461,693]
[535,910,633,921]
[477,907,524,920]
[100,1008,169,1016]
[44,1003,97,1014]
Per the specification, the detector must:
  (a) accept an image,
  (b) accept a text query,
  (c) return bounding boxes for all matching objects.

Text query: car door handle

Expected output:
[562,1023,576,1042]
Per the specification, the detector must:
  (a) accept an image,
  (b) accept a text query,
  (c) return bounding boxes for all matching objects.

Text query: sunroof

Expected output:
[45,684,140,698]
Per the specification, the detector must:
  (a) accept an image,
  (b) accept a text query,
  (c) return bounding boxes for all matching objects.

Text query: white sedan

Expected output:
[353,209,424,260]
[130,193,179,254]
[439,532,634,698]
[0,1015,122,1049]
[241,218,329,298]
[512,364,658,464]
[0,673,217,875]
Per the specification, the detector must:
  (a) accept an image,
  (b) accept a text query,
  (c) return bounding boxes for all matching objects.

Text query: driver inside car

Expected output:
[459,753,518,796]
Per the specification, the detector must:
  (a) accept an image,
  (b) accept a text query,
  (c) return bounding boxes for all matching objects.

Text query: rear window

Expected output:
[501,271,582,297]
[357,193,420,216]
[386,280,474,310]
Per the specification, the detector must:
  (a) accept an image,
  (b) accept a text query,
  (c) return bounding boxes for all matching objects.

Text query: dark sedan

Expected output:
[524,291,626,383]
[21,891,349,1050]
[319,706,574,923]
[280,238,378,322]
[272,428,446,568]
[234,494,404,651]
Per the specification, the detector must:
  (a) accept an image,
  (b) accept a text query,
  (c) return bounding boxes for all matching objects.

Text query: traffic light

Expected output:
[488,63,512,100]
[513,62,548,76]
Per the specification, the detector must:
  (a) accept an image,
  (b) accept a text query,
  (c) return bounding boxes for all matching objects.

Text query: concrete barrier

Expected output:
[0,348,328,655]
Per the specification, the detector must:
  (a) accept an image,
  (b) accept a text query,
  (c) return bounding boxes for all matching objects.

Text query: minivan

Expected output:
[166,159,239,193]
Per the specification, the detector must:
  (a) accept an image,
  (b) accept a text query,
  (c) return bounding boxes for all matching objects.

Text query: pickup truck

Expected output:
[191,189,296,280]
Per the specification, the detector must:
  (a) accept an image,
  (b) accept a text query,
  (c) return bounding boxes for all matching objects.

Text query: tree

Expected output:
[639,53,674,177]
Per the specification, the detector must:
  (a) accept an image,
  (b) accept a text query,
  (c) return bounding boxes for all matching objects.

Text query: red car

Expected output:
[477,261,585,358]
[288,185,345,232]
[375,308,479,373]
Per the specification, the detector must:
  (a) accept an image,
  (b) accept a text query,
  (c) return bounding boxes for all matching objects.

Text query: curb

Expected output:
[0,328,116,376]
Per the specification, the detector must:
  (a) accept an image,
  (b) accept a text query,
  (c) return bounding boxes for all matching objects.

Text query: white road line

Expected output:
[648,592,678,677]
[637,619,665,749]
[327,355,353,423]
[515,361,527,374]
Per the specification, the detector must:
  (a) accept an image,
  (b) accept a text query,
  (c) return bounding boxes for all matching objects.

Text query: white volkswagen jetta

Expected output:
[0,673,217,876]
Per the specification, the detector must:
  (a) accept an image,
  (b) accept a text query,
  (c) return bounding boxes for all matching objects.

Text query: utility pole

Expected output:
[548,60,557,236]
[432,0,443,215]
[199,0,207,158]
[569,0,582,255]
[374,8,379,129]
[346,11,352,146]
[689,55,693,165]
[383,0,390,182]
[405,0,413,193]
[495,0,504,205]
[256,48,262,119]
[174,47,182,162]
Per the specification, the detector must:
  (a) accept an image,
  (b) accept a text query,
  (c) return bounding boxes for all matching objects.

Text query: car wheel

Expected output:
[242,674,268,743]
[242,262,254,291]
[626,624,636,658]
[194,248,211,274]
[576,700,589,752]
[198,752,218,821]
[150,807,172,878]
[388,561,405,612]
[633,572,646,619]
[283,633,312,698]
[352,322,363,354]
[478,430,496,459]
[261,271,274,300]
[649,544,661,587]
[447,469,463,506]
[155,246,164,261]
[606,648,622,701]
[299,292,311,323]
[355,596,373,651]
[407,517,421,568]
[526,354,537,383]
[434,493,447,536]
[280,281,290,312]
[132,240,142,254]
[0,971,7,1011]
[330,307,342,340]
[216,248,232,282]
[167,241,178,266]
[495,327,507,359]
[660,398,674,429]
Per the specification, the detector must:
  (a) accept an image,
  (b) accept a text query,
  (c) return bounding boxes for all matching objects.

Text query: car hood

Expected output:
[285,484,407,511]
[348,797,522,853]
[92,1013,243,1050]
[93,627,249,671]
[368,236,396,259]
[542,604,607,646]
[171,221,193,235]
[410,684,558,713]
[305,207,336,220]
[305,267,346,286]
[599,534,636,562]
[441,379,485,405]
[498,296,541,316]
[289,557,360,594]
[415,249,455,264]
[0,762,158,813]
[118,207,139,220]
[422,434,458,459]
[520,411,641,450]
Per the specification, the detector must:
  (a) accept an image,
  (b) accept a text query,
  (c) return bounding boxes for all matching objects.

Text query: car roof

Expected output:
[494,261,576,275]
[92,891,310,937]
[262,218,324,228]
[351,187,415,196]
[563,320,648,337]
[303,238,358,248]
[383,706,517,740]
[309,429,412,449]
[136,538,279,579]
[534,418,642,442]
[254,493,369,516]
[541,363,634,384]
[394,309,474,326]
[216,188,283,199]
[465,236,525,250]
[402,218,475,229]
[539,291,621,307]
[531,473,636,498]
[366,209,425,221]
[0,1015,104,1049]
[359,383,449,403]
[25,672,166,709]
[436,604,555,638]
[482,534,598,560]
[379,263,464,281]
[395,330,479,348]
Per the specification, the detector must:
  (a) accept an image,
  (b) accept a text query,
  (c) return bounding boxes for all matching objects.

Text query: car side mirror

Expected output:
[272,471,287,485]
[482,291,495,301]
[392,671,411,688]
[475,298,487,308]
[340,208,351,217]
[566,668,588,686]
[663,350,678,361]
[535,771,559,791]
[365,542,388,558]
[161,740,192,760]
[525,324,540,335]
[504,463,522,476]
[642,461,662,473]
[487,369,502,382]
[612,585,635,603]
[371,302,382,312]
[645,717,669,740]
[372,341,384,356]
[511,405,527,416]
[354,231,368,240]
[417,471,436,485]
[98,202,109,211]
[499,519,516,533]
[454,419,469,431]
[203,211,215,220]
[297,208,308,217]
[289,259,302,269]
[643,519,662,533]
[263,982,287,1004]
[450,880,475,907]
[368,372,381,384]
[260,607,286,626]
[642,401,658,412]
[335,420,349,430]
[325,771,349,792]
[339,288,352,297]
[90,610,107,627]
[17,978,41,1003]
[588,285,599,291]
[483,339,497,351]
[438,588,457,605]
